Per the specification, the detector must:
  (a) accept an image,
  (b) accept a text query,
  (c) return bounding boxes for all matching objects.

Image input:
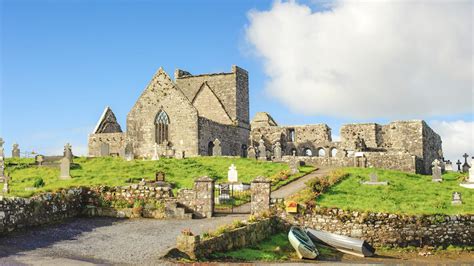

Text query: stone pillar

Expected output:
[193,176,215,218]
[250,176,271,215]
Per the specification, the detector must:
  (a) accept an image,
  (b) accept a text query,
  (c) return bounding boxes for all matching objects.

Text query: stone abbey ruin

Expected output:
[88,65,442,174]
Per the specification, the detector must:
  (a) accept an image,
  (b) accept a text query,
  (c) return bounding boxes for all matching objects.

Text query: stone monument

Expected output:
[431,159,442,182]
[212,139,222,157]
[289,159,299,175]
[462,153,471,173]
[456,160,462,172]
[258,139,266,161]
[227,164,238,183]
[124,143,134,161]
[151,143,160,161]
[451,192,462,205]
[460,157,474,189]
[2,182,8,194]
[362,172,388,185]
[64,143,73,162]
[59,157,71,179]
[273,141,282,161]
[12,143,20,158]
[445,160,453,171]
[247,146,256,159]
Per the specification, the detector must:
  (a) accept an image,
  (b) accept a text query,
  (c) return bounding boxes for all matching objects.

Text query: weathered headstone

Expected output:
[35,155,44,166]
[362,172,388,185]
[451,192,462,205]
[100,143,110,157]
[212,139,221,157]
[59,157,71,179]
[247,146,256,159]
[151,143,160,161]
[462,153,470,173]
[155,171,165,182]
[460,157,474,189]
[289,159,299,175]
[445,160,453,171]
[12,143,20,158]
[431,159,442,182]
[258,139,266,161]
[273,142,282,161]
[227,164,238,183]
[64,143,73,162]
[124,143,134,161]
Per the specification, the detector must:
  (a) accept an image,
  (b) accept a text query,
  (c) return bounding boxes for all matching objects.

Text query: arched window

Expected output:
[330,148,338,157]
[155,110,169,144]
[304,148,312,157]
[317,148,326,157]
[241,144,247,158]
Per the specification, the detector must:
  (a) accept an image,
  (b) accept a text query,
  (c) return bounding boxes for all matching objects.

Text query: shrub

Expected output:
[306,177,330,193]
[33,177,45,188]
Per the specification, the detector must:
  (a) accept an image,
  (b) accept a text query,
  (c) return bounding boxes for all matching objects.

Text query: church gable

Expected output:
[93,106,122,134]
[192,82,233,125]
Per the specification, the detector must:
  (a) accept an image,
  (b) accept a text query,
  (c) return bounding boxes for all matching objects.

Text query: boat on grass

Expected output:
[306,228,375,257]
[288,226,319,259]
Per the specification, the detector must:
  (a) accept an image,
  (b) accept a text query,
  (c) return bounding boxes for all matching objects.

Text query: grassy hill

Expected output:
[5,157,314,198]
[316,168,473,215]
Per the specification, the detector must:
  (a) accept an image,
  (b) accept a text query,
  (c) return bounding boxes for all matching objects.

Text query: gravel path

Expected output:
[271,167,333,198]
[0,215,245,265]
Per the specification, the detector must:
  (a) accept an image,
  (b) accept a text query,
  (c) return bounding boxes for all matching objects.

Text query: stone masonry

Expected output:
[250,176,271,215]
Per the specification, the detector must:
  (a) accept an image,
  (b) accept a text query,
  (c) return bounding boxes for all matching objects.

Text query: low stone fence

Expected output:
[0,188,83,235]
[176,217,280,259]
[278,206,473,247]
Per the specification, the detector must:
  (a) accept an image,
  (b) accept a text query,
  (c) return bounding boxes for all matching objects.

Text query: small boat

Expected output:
[306,228,375,257]
[288,226,319,259]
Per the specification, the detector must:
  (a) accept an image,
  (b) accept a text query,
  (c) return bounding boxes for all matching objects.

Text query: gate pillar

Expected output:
[194,176,215,218]
[250,176,271,215]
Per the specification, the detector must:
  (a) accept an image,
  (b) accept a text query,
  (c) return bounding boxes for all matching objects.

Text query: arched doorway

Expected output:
[155,110,170,144]
[330,148,338,157]
[241,144,247,158]
[304,148,312,157]
[208,141,214,156]
[317,148,326,157]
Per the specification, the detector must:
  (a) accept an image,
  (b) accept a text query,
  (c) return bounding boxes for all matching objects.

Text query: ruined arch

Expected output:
[330,147,338,157]
[317,147,326,157]
[303,148,313,157]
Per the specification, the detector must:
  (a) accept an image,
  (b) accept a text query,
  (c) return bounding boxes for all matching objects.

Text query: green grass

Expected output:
[5,156,313,198]
[317,168,473,215]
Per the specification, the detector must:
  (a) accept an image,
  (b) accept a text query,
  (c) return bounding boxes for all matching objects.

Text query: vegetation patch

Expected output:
[5,157,314,198]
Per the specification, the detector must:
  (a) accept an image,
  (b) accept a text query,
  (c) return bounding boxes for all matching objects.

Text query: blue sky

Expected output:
[1,0,472,160]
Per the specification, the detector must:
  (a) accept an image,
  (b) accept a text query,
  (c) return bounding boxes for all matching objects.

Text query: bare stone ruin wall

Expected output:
[88,132,126,157]
[277,207,473,247]
[198,117,249,156]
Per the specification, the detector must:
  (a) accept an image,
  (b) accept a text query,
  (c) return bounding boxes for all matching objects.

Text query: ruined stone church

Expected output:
[88,65,443,174]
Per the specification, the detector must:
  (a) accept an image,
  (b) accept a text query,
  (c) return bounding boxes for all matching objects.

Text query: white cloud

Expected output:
[246,0,472,119]
[430,120,474,163]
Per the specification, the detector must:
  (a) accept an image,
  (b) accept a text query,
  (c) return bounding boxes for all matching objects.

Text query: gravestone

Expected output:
[64,143,73,162]
[445,160,453,171]
[273,142,282,161]
[247,146,256,159]
[462,153,470,173]
[460,157,474,189]
[2,182,8,194]
[155,171,165,182]
[456,160,462,172]
[431,159,442,182]
[212,139,221,157]
[100,143,110,157]
[124,143,134,161]
[35,155,44,166]
[451,192,462,205]
[362,172,388,185]
[59,157,71,180]
[258,139,266,161]
[151,143,160,161]
[289,159,299,175]
[218,183,231,204]
[12,143,20,158]
[227,164,238,183]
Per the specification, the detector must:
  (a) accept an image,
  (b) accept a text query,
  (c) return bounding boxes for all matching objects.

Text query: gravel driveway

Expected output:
[0,215,245,265]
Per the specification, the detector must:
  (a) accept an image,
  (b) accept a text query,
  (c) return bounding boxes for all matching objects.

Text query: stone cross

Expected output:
[12,143,20,158]
[258,139,266,161]
[151,143,160,161]
[451,192,462,205]
[463,153,469,164]
[273,142,282,161]
[462,153,471,173]
[227,164,238,183]
[370,172,378,182]
[456,160,462,172]
[289,159,299,175]
[431,159,442,182]
[155,171,165,182]
[212,139,222,156]
[64,143,73,162]
[59,157,71,179]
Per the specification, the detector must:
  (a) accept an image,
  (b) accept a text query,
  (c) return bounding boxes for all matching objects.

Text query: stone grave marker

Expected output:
[460,157,474,189]
[155,171,165,182]
[431,159,442,182]
[451,192,462,205]
[462,153,470,173]
[2,182,8,194]
[227,164,238,183]
[100,143,110,157]
[362,172,388,185]
[12,143,20,158]
[456,160,462,172]
[273,142,282,161]
[289,159,299,175]
[151,143,160,161]
[64,143,73,162]
[59,157,71,180]
[445,160,453,171]
[212,139,222,156]
[247,146,256,159]
[258,139,266,161]
[124,143,134,161]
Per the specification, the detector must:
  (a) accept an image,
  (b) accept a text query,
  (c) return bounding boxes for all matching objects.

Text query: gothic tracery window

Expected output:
[155,110,169,144]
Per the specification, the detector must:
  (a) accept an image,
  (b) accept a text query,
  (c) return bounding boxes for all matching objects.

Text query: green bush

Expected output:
[33,177,45,188]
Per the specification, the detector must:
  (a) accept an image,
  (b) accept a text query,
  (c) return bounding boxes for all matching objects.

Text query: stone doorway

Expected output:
[207,141,214,156]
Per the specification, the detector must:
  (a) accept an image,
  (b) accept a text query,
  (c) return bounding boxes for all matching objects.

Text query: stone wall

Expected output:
[198,117,249,156]
[88,132,126,157]
[0,188,83,235]
[177,176,214,218]
[176,217,279,259]
[278,207,473,247]
[250,177,271,215]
